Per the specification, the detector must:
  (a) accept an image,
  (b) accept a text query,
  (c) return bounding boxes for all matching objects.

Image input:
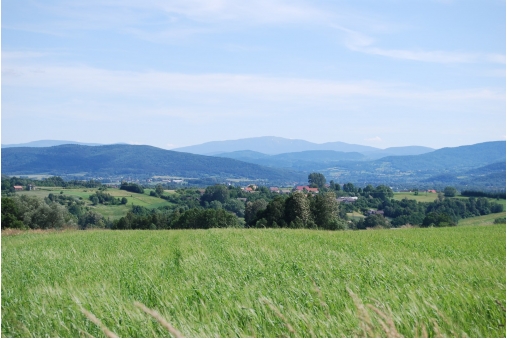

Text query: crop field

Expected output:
[15,188,173,219]
[2,223,505,337]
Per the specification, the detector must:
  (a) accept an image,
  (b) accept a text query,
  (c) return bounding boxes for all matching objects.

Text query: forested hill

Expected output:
[372,141,506,171]
[1,144,306,182]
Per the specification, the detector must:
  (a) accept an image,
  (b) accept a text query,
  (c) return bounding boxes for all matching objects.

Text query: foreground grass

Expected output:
[2,225,505,337]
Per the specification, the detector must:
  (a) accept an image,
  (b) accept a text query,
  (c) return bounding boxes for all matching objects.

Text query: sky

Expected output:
[2,0,506,150]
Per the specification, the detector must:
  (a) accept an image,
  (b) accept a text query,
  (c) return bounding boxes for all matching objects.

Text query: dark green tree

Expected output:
[201,185,230,205]
[343,183,356,193]
[371,185,394,200]
[155,184,165,196]
[308,173,326,188]
[284,192,311,226]
[444,186,457,197]
[310,192,339,228]
[245,199,268,224]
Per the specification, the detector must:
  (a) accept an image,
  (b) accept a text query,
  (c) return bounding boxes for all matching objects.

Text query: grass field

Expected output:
[458,211,506,226]
[2,222,505,337]
[393,192,439,203]
[393,192,506,207]
[15,188,173,219]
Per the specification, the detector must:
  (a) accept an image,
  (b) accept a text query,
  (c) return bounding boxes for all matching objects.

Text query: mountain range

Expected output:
[1,144,305,184]
[173,136,435,158]
[1,138,505,190]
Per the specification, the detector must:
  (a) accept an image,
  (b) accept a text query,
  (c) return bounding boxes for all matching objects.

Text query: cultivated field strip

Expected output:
[2,226,505,337]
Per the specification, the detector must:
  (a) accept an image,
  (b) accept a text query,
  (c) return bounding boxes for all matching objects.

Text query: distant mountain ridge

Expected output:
[1,144,305,183]
[173,136,435,157]
[1,140,125,148]
[1,139,504,189]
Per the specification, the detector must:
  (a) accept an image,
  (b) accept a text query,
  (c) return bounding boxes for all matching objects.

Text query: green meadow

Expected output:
[393,192,439,203]
[393,192,506,206]
[2,222,505,337]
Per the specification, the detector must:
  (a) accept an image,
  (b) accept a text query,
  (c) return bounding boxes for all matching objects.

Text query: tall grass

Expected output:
[2,225,505,337]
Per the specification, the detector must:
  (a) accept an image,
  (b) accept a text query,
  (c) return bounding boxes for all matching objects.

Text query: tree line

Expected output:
[2,174,504,231]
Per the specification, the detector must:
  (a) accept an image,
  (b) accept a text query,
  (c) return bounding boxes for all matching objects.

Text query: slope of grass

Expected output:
[458,211,506,226]
[2,225,505,337]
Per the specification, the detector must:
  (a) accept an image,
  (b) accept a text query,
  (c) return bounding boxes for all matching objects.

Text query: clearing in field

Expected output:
[2,224,505,337]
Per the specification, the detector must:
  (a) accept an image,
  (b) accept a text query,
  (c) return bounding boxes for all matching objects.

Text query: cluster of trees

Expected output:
[89,190,127,205]
[370,195,503,227]
[120,182,144,194]
[1,193,114,230]
[1,195,74,229]
[111,206,238,230]
[149,185,165,197]
[248,192,347,230]
[1,176,104,194]
[461,190,506,200]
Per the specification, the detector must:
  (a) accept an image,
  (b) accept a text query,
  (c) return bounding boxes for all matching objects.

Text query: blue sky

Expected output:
[2,0,506,149]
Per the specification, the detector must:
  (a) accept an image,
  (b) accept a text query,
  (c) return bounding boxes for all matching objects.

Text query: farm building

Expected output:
[13,185,24,191]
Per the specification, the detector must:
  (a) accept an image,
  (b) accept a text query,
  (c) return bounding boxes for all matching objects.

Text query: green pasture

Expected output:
[346,211,365,220]
[15,187,173,219]
[2,224,505,337]
[393,192,438,202]
[458,211,506,226]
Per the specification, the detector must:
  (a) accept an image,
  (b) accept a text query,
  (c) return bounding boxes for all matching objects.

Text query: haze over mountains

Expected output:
[173,136,435,158]
[1,140,106,148]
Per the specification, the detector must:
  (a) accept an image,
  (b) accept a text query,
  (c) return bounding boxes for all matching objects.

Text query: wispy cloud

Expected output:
[334,25,505,65]
[3,62,505,104]
[4,0,330,40]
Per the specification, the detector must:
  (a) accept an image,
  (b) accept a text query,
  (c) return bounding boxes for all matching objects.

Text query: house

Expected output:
[280,189,292,194]
[269,187,279,192]
[237,198,247,202]
[427,190,437,193]
[28,184,36,191]
[13,185,24,191]
[294,185,319,193]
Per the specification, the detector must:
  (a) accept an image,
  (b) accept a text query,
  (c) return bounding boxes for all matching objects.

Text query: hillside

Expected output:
[1,144,306,183]
[217,150,366,171]
[371,141,505,172]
